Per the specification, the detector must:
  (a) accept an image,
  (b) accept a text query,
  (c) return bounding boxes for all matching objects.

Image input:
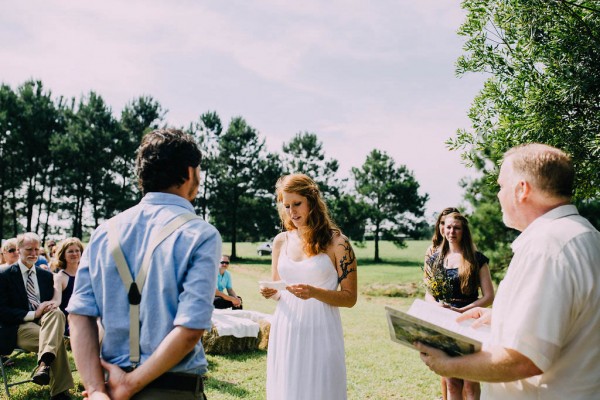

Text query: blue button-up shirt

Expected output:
[67,193,221,374]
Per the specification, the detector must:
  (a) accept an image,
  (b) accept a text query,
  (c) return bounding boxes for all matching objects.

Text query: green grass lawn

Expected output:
[2,240,440,400]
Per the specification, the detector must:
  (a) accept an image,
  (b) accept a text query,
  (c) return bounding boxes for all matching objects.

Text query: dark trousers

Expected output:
[122,369,206,399]
[213,296,242,310]
[132,387,207,400]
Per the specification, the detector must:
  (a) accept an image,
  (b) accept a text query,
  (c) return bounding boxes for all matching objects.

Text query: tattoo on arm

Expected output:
[337,240,356,284]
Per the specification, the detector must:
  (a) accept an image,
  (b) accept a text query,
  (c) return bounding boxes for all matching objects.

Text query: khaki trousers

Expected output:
[17,308,74,396]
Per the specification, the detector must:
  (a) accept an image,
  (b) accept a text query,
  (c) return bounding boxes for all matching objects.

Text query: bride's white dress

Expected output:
[266,244,347,400]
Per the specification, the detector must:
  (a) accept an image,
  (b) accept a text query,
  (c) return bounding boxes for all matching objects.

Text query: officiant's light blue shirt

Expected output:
[68,192,221,374]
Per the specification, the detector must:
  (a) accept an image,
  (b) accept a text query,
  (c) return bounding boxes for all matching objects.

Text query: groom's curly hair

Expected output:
[136,129,201,194]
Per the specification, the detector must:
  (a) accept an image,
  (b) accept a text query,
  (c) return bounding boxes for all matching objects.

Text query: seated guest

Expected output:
[40,247,50,261]
[0,232,74,400]
[35,250,50,270]
[0,238,19,268]
[51,238,84,336]
[0,242,13,366]
[46,239,57,263]
[214,255,243,310]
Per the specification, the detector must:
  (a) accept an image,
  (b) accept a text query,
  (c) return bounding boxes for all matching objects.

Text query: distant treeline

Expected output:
[0,80,428,260]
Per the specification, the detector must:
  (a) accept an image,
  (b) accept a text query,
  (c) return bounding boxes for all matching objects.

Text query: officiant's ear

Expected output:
[515,179,531,203]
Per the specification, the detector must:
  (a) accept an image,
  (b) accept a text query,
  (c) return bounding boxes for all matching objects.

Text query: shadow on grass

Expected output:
[3,351,83,400]
[204,376,251,398]
[356,258,421,267]
[233,257,422,268]
[2,352,50,400]
[206,350,267,398]
[232,257,272,265]
[209,349,267,362]
[206,350,266,374]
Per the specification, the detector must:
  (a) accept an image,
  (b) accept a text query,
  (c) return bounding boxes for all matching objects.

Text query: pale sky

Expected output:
[1,1,486,217]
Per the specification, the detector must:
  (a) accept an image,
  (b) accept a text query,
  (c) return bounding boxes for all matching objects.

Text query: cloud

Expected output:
[0,0,483,216]
[305,99,477,212]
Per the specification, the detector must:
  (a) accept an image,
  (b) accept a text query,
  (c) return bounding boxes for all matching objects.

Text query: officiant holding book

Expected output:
[417,144,600,400]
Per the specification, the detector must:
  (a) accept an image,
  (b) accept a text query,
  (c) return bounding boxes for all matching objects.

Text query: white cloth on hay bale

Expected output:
[211,309,272,338]
[203,309,272,354]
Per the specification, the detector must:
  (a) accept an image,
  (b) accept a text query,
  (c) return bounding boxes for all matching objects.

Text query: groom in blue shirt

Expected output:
[68,129,221,400]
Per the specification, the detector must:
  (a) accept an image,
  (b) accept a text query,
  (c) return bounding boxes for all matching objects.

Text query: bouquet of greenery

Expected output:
[423,264,453,305]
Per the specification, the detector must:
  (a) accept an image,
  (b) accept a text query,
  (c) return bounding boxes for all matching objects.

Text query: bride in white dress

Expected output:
[260,173,358,400]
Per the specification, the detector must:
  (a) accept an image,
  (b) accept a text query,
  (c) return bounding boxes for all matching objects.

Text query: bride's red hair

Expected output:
[276,174,340,256]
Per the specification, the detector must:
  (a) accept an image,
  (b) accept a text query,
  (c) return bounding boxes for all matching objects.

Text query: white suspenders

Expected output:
[107,213,200,366]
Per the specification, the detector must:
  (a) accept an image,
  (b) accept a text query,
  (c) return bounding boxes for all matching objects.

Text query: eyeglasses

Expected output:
[220,261,230,265]
[7,248,17,253]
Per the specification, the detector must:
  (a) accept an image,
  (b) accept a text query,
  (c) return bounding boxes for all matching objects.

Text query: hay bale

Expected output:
[362,282,424,298]
[202,317,271,355]
[257,319,271,351]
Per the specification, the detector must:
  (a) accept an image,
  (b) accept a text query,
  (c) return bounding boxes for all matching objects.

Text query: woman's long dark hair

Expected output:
[435,213,478,295]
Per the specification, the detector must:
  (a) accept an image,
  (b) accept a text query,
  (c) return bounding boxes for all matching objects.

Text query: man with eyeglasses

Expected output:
[0,232,74,399]
[45,240,57,263]
[0,238,20,368]
[213,255,243,310]
[1,238,19,267]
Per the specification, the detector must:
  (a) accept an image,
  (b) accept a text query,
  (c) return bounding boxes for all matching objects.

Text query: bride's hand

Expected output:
[260,287,278,299]
[287,284,313,300]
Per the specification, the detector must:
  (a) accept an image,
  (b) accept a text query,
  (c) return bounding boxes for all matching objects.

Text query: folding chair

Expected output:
[1,348,35,399]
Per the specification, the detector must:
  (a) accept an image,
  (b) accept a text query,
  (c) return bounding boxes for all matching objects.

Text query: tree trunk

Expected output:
[73,182,85,238]
[25,176,36,232]
[0,191,4,240]
[201,167,209,220]
[78,187,86,237]
[42,180,55,244]
[35,176,47,234]
[93,197,99,228]
[10,186,18,236]
[121,165,128,193]
[76,194,85,238]
[42,165,56,244]
[0,190,4,240]
[0,167,5,240]
[91,179,99,228]
[231,193,238,260]
[72,195,80,237]
[374,222,381,263]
